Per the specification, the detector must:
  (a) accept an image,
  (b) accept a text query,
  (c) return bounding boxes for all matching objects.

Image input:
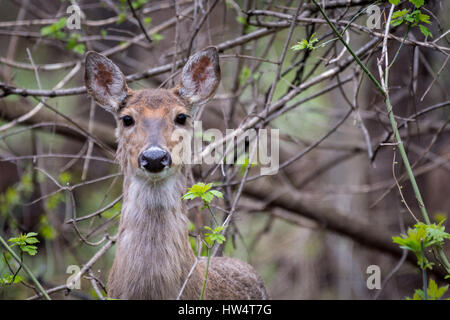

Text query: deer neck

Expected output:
[108,172,200,299]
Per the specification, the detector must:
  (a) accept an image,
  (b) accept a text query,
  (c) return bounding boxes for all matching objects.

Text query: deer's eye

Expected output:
[122,115,134,127]
[175,113,188,125]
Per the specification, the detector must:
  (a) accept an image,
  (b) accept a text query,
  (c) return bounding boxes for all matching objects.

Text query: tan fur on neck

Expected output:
[108,174,268,300]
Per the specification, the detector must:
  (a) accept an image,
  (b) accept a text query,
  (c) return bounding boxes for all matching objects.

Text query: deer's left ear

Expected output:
[175,47,221,106]
[85,51,128,113]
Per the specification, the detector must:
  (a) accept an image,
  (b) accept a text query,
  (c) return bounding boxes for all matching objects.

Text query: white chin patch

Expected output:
[137,166,172,183]
[128,171,183,211]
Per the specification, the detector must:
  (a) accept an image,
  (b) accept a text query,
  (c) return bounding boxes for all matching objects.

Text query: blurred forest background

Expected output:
[0,0,449,300]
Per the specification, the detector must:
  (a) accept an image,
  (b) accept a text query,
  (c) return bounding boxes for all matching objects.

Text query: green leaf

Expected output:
[40,224,55,240]
[151,33,164,43]
[25,237,39,244]
[13,275,22,284]
[405,14,415,24]
[40,26,53,37]
[117,12,127,25]
[291,39,308,51]
[21,245,38,256]
[434,213,447,224]
[418,12,431,24]
[204,225,227,245]
[424,221,449,246]
[209,190,223,199]
[45,193,64,210]
[143,17,152,26]
[393,221,450,270]
[101,202,122,220]
[41,17,67,37]
[214,226,225,233]
[181,192,197,200]
[8,232,40,256]
[409,278,449,300]
[409,0,424,8]
[183,182,222,207]
[200,192,214,204]
[59,172,72,185]
[8,235,26,246]
[427,278,448,299]
[72,43,86,55]
[39,215,57,240]
[419,24,433,38]
[388,0,401,4]
[412,289,425,300]
[132,0,148,9]
[19,170,34,195]
[236,16,247,25]
[239,66,251,85]
[391,18,404,27]
[392,9,409,19]
[0,274,22,286]
[238,154,258,176]
[291,33,319,51]
[5,188,20,207]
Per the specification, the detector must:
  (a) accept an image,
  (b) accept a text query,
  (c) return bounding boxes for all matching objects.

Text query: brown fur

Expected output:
[85,49,268,300]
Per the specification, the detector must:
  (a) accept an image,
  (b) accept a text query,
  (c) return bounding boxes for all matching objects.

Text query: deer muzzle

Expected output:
[138,146,172,173]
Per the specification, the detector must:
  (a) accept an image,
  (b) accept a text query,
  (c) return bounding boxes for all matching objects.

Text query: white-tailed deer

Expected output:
[84,47,268,299]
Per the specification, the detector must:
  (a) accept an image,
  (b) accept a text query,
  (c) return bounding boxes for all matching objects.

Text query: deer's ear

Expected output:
[175,47,221,106]
[85,51,128,112]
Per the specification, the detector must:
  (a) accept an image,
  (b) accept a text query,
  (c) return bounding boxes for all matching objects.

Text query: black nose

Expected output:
[138,148,172,173]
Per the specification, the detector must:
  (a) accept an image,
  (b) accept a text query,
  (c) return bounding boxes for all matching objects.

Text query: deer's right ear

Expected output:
[85,51,128,112]
[175,47,221,107]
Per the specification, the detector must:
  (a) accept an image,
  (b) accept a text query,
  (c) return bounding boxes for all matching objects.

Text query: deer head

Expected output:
[84,48,221,183]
